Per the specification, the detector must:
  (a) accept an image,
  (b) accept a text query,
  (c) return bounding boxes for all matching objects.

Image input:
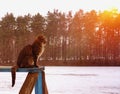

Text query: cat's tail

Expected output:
[11,66,18,87]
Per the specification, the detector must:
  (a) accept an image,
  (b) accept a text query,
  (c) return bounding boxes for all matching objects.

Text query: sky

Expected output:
[0,0,120,18]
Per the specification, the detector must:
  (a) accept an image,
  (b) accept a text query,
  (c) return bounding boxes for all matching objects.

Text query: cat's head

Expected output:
[37,34,47,45]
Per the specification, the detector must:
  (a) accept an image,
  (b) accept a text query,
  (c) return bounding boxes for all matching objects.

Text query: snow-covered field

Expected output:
[0,67,120,94]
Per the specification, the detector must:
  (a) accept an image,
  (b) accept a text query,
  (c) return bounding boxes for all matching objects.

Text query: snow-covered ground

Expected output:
[0,67,120,94]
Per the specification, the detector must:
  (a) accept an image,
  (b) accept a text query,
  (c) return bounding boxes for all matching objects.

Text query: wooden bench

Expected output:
[0,66,48,94]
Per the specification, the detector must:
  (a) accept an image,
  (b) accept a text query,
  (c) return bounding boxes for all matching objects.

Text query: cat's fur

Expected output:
[11,34,47,87]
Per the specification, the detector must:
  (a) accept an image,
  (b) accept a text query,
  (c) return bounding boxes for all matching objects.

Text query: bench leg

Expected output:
[35,71,42,94]
[35,71,48,94]
[19,72,38,94]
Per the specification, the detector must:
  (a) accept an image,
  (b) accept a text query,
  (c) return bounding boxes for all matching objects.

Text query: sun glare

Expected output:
[95,0,120,12]
[71,0,120,13]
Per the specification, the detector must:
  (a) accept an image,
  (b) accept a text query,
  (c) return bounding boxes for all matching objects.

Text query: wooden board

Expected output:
[0,67,44,72]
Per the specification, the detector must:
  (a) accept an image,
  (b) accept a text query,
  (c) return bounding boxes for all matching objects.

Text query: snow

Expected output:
[0,67,120,94]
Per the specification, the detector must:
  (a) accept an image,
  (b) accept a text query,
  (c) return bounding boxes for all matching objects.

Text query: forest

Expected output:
[0,9,120,66]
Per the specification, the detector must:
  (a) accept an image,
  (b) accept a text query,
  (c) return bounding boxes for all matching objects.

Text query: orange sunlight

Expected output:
[99,8,119,20]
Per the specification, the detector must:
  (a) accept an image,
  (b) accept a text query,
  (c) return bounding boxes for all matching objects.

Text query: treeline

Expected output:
[0,9,120,66]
